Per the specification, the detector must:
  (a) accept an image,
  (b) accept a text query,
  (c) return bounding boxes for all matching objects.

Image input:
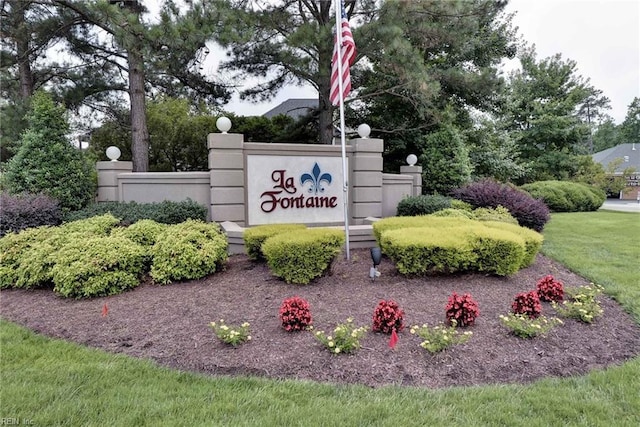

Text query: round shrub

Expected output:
[51,236,147,298]
[372,300,405,334]
[536,275,564,302]
[511,291,542,319]
[481,221,543,268]
[110,219,168,247]
[62,213,121,236]
[445,292,479,327]
[468,227,525,276]
[0,226,53,289]
[472,205,518,225]
[396,194,451,216]
[150,220,228,285]
[428,208,476,219]
[521,180,605,212]
[243,224,307,261]
[452,179,550,232]
[279,296,313,332]
[262,228,345,285]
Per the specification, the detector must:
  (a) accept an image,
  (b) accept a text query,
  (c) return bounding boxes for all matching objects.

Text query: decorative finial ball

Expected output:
[406,154,418,166]
[106,146,121,162]
[357,123,371,138]
[216,116,232,133]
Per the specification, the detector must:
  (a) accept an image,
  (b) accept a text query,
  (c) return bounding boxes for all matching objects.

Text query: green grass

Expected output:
[541,211,640,322]
[1,211,639,426]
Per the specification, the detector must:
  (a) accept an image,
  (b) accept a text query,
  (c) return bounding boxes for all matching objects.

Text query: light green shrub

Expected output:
[150,220,228,285]
[482,221,543,267]
[61,213,121,235]
[468,227,525,276]
[428,208,476,219]
[13,230,69,289]
[472,205,519,224]
[381,226,478,275]
[450,199,473,211]
[372,216,474,244]
[0,226,52,288]
[51,236,147,298]
[110,219,168,247]
[243,224,306,261]
[261,228,345,284]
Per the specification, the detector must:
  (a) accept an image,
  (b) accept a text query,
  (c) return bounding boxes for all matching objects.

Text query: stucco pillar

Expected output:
[96,160,133,202]
[208,132,246,225]
[348,137,384,224]
[400,165,423,196]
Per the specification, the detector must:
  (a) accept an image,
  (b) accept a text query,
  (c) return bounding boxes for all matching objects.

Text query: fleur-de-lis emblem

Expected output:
[300,162,332,194]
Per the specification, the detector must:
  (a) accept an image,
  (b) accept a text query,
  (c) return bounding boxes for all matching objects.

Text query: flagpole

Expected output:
[333,0,350,260]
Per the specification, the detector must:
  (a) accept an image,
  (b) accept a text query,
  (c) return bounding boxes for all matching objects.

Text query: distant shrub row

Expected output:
[0,215,227,297]
[374,216,543,276]
[520,180,605,212]
[64,200,207,224]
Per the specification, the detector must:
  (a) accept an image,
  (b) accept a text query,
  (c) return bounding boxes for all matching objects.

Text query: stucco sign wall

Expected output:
[246,155,346,225]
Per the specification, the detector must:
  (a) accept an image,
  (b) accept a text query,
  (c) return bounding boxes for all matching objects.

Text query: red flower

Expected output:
[536,275,564,302]
[445,293,479,327]
[512,291,542,318]
[372,300,405,334]
[279,296,312,331]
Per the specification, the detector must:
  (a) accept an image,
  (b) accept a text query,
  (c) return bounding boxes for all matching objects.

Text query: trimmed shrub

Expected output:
[472,205,518,225]
[243,224,307,261]
[51,236,147,298]
[0,226,53,288]
[429,208,476,219]
[452,179,550,231]
[373,215,474,244]
[445,293,480,327]
[396,194,451,216]
[279,296,313,331]
[0,192,62,237]
[450,199,473,211]
[521,180,605,212]
[110,219,168,247]
[150,220,228,285]
[468,227,525,276]
[12,229,69,289]
[64,200,207,224]
[381,226,478,275]
[262,228,344,284]
[372,300,405,334]
[512,291,542,319]
[481,221,543,268]
[61,213,121,235]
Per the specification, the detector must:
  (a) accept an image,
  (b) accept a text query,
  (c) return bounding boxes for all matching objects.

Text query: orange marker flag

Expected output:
[101,303,109,317]
[389,328,398,349]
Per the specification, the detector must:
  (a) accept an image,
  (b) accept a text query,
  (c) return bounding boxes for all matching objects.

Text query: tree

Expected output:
[619,97,640,144]
[418,122,472,194]
[592,118,621,153]
[4,91,96,212]
[501,48,609,181]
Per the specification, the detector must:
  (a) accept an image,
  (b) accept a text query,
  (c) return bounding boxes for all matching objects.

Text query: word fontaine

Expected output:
[260,164,338,213]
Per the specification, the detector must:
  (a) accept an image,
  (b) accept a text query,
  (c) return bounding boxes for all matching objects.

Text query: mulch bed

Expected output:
[2,249,639,389]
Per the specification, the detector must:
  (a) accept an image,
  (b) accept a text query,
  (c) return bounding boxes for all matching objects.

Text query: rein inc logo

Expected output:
[247,156,345,225]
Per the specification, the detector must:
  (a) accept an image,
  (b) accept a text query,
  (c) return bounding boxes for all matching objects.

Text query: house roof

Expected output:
[263,98,318,121]
[592,143,640,173]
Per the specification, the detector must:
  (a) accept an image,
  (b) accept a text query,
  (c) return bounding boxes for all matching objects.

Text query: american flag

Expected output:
[330,0,356,106]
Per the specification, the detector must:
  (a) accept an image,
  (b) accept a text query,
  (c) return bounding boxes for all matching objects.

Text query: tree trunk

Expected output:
[13,0,34,98]
[128,47,149,172]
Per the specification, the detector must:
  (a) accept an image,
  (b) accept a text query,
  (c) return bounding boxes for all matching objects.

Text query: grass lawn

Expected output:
[1,211,639,426]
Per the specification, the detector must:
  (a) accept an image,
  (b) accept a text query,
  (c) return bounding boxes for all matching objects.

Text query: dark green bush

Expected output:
[150,220,228,285]
[0,192,62,237]
[396,194,451,216]
[4,92,96,213]
[64,200,207,224]
[262,228,345,284]
[243,224,307,260]
[51,236,147,298]
[521,181,606,212]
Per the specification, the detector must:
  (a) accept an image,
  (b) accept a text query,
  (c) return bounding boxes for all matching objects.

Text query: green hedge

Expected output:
[262,228,345,284]
[150,220,228,285]
[64,200,207,224]
[243,224,307,261]
[468,227,525,276]
[521,180,605,212]
[373,216,474,244]
[481,221,543,267]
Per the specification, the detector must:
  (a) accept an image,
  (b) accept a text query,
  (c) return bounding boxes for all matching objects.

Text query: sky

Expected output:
[212,0,640,124]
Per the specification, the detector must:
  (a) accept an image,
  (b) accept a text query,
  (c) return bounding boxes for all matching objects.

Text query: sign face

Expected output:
[246,155,346,225]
